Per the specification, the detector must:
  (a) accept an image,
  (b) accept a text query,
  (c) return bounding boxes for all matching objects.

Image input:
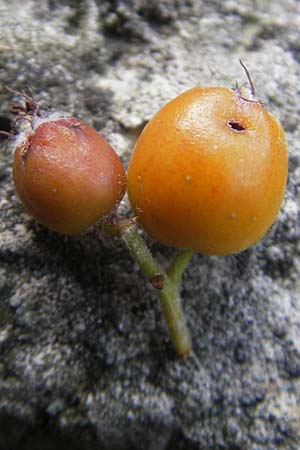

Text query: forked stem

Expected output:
[109,221,191,359]
[167,249,194,285]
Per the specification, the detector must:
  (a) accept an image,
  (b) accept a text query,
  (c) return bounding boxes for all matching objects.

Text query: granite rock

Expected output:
[0,1,300,449]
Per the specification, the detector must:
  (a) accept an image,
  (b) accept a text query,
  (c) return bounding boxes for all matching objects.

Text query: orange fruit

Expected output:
[13,118,126,234]
[127,87,288,255]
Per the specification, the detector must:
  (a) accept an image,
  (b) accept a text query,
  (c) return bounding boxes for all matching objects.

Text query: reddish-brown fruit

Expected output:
[127,87,288,255]
[13,118,126,234]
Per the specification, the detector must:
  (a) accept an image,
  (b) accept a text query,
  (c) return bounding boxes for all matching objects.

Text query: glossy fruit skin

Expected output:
[127,87,288,255]
[13,118,126,234]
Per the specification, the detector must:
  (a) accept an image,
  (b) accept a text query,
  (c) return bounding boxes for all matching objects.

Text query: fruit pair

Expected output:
[12,85,287,256]
[9,78,288,359]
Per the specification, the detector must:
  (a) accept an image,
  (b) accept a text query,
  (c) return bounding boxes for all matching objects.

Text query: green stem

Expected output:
[158,279,191,359]
[121,224,191,359]
[167,249,194,285]
[120,224,162,279]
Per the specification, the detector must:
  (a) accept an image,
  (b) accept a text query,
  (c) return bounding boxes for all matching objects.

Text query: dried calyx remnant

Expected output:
[7,86,40,119]
[0,87,41,153]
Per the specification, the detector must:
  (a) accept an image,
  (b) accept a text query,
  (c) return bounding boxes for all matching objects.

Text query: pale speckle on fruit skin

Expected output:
[185,175,192,182]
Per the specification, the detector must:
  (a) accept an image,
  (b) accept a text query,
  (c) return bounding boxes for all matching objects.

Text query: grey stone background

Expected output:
[0,1,300,449]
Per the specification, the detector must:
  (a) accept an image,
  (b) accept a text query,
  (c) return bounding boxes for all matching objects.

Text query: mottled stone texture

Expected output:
[0,1,300,449]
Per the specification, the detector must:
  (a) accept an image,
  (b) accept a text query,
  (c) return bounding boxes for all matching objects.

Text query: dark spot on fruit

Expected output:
[227,120,246,132]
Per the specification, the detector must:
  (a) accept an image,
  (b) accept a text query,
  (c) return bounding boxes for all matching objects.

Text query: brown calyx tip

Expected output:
[179,350,190,360]
[6,86,40,118]
[1,86,40,152]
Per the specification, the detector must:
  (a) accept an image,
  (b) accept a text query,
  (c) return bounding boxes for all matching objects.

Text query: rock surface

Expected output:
[0,1,300,449]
